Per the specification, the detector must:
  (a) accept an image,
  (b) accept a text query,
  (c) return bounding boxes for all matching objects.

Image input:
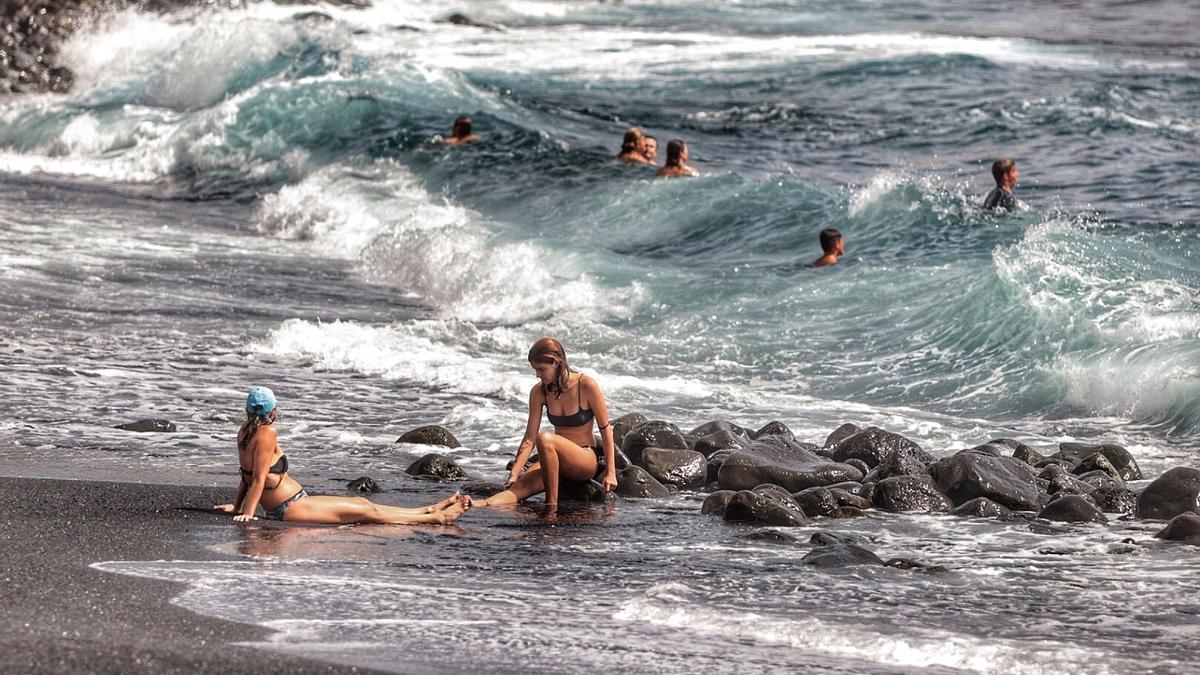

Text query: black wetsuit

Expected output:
[983,187,1016,212]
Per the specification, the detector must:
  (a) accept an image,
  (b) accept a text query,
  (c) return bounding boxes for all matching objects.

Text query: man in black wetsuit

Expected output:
[983,158,1018,212]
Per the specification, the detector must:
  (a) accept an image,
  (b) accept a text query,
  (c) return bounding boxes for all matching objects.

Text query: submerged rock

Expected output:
[830,426,931,469]
[949,497,1013,519]
[1154,513,1200,545]
[396,425,460,448]
[641,447,707,490]
[1136,467,1200,520]
[347,476,381,493]
[701,489,738,516]
[115,419,176,433]
[722,489,807,526]
[616,466,671,499]
[739,529,799,545]
[872,476,952,513]
[929,449,1041,511]
[405,453,468,481]
[718,440,863,492]
[1039,495,1108,524]
[802,543,884,568]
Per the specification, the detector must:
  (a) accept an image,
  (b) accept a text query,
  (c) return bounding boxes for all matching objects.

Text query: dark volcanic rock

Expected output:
[1055,442,1142,481]
[612,412,650,447]
[1039,495,1108,524]
[802,543,885,567]
[791,487,840,517]
[641,447,706,490]
[1137,467,1200,520]
[989,438,1044,466]
[558,479,607,503]
[1095,486,1139,516]
[1154,513,1200,545]
[863,451,928,483]
[396,425,460,448]
[844,459,870,475]
[949,497,1013,519]
[824,423,861,448]
[689,420,752,440]
[1041,464,1097,497]
[722,489,807,526]
[346,476,381,493]
[929,449,1041,511]
[622,421,688,467]
[701,489,737,516]
[616,466,671,499]
[693,429,750,458]
[461,481,504,497]
[830,426,931,468]
[739,530,799,545]
[1071,453,1122,482]
[718,440,863,492]
[115,419,176,433]
[753,420,795,441]
[405,453,467,481]
[828,488,872,510]
[872,476,952,513]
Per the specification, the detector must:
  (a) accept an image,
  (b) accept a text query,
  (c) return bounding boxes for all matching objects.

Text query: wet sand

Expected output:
[0,475,375,674]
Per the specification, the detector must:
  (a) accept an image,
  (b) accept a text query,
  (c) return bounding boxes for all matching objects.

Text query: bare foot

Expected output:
[426,491,462,513]
[436,500,467,525]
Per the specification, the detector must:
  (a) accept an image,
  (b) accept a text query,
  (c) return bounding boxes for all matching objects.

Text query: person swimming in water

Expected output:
[642,135,659,164]
[443,115,480,145]
[616,127,652,164]
[812,228,844,267]
[214,387,468,524]
[656,139,699,177]
[471,338,618,508]
[983,158,1018,211]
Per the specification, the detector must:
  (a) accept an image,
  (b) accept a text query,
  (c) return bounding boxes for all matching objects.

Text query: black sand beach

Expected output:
[0,476,373,674]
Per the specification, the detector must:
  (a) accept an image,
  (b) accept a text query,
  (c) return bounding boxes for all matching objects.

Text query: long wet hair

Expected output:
[528,337,572,399]
[620,127,645,155]
[237,409,277,453]
[664,139,686,168]
[452,115,472,138]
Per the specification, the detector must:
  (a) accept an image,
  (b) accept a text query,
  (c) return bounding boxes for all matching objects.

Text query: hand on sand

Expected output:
[233,514,257,522]
[214,503,236,513]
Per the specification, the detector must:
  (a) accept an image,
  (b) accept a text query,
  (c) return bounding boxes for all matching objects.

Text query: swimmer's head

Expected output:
[992,158,1017,188]
[643,136,658,161]
[452,116,473,138]
[528,337,571,398]
[819,228,843,255]
[664,139,687,167]
[621,127,645,154]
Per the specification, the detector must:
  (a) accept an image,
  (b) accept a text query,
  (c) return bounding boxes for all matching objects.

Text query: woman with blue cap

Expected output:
[215,387,468,524]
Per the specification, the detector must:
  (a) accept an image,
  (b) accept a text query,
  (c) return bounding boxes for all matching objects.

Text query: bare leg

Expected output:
[474,467,545,507]
[535,432,598,506]
[283,495,466,525]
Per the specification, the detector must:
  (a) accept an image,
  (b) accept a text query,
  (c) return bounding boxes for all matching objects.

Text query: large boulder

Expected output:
[802,543,884,568]
[1039,495,1108,524]
[1136,467,1200,520]
[397,425,460,448]
[929,449,1041,511]
[622,421,688,467]
[823,423,860,448]
[863,451,928,483]
[872,476,952,513]
[1071,453,1123,482]
[1054,442,1142,481]
[616,466,671,499]
[405,453,467,481]
[1095,486,1139,516]
[641,447,707,490]
[791,487,839,517]
[1154,513,1200,545]
[693,429,750,458]
[830,426,931,468]
[612,413,650,447]
[722,489,807,526]
[701,490,737,515]
[753,421,795,441]
[718,440,863,492]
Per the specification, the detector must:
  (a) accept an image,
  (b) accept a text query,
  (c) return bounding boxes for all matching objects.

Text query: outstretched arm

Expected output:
[507,387,544,488]
[585,376,618,492]
[215,480,248,513]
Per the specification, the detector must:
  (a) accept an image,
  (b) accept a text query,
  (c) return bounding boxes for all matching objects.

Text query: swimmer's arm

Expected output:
[215,481,248,514]
[584,376,618,491]
[508,387,543,485]
[238,427,278,521]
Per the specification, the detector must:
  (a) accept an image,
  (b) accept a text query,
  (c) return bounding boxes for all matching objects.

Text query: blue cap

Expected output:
[245,386,277,416]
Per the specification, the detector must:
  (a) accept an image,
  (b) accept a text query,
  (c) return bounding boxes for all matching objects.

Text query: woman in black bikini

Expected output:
[214,387,468,525]
[473,337,618,507]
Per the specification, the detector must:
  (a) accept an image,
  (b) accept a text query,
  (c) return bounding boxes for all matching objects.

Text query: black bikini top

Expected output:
[544,376,594,428]
[240,454,288,488]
